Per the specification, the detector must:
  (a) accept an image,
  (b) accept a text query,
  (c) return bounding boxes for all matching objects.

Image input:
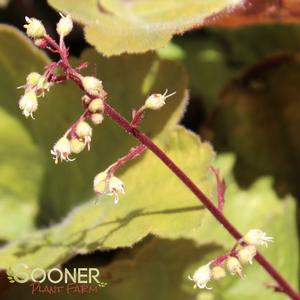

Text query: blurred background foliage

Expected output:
[0,0,299,299]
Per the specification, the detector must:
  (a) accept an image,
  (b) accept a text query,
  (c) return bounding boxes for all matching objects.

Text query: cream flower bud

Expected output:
[24,17,46,39]
[70,138,86,154]
[26,72,42,86]
[91,113,104,125]
[56,13,73,37]
[75,121,92,138]
[94,171,125,204]
[144,89,176,110]
[50,137,74,164]
[211,265,226,280]
[243,229,273,247]
[88,98,104,113]
[75,121,92,150]
[82,76,103,96]
[188,263,212,290]
[19,91,38,119]
[237,245,257,265]
[226,257,243,278]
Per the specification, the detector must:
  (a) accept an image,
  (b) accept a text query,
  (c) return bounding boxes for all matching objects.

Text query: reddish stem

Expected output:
[42,33,300,300]
[107,144,146,178]
[103,103,300,300]
[210,167,226,212]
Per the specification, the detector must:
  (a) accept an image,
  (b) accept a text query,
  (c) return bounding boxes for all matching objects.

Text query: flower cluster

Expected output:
[50,120,94,164]
[19,13,175,205]
[18,14,74,119]
[188,229,273,289]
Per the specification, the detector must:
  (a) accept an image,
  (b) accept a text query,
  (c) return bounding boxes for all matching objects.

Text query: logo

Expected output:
[6,263,107,295]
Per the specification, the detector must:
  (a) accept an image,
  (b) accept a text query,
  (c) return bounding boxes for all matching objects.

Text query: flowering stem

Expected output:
[41,32,299,300]
[107,144,146,178]
[102,103,300,300]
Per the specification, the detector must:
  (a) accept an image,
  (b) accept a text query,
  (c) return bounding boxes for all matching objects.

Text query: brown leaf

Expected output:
[206,0,300,27]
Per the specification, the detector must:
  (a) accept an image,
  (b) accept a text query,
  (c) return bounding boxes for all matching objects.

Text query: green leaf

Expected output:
[48,0,242,56]
[0,26,45,240]
[212,55,300,198]
[0,109,44,240]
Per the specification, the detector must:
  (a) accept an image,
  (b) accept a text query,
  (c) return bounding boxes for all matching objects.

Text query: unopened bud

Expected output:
[211,266,226,280]
[26,72,42,86]
[88,98,104,113]
[237,245,257,265]
[56,13,73,37]
[75,121,92,138]
[82,76,103,96]
[70,138,86,154]
[91,113,104,125]
[24,17,46,39]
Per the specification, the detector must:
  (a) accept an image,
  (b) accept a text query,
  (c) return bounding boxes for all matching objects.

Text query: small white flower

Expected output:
[94,171,125,204]
[226,257,243,278]
[144,89,176,110]
[75,121,92,150]
[24,16,46,39]
[237,245,257,265]
[51,137,74,164]
[18,91,38,119]
[82,76,103,96]
[188,263,212,290]
[56,13,73,38]
[211,265,226,280]
[243,229,273,247]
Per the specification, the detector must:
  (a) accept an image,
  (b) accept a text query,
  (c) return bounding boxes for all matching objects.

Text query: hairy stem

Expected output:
[107,144,146,178]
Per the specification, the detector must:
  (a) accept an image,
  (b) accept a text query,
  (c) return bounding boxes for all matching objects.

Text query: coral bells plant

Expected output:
[16,14,300,300]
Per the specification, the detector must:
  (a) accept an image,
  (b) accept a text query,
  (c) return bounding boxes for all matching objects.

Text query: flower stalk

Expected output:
[19,15,300,300]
